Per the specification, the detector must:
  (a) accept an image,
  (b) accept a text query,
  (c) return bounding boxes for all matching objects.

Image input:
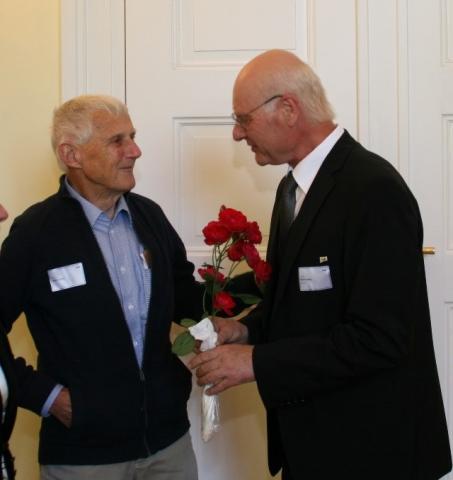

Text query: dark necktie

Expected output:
[278,171,298,247]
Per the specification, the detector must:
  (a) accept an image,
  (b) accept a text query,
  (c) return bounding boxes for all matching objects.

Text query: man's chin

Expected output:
[116,178,135,194]
[254,153,270,166]
[120,172,136,190]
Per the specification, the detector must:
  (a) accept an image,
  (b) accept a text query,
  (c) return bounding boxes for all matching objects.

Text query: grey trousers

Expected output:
[40,432,198,480]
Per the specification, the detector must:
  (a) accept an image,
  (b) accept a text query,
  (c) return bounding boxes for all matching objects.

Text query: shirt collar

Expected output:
[291,125,344,194]
[64,177,131,227]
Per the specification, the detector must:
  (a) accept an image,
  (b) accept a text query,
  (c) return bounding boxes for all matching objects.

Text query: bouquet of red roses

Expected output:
[172,205,272,356]
[172,205,271,442]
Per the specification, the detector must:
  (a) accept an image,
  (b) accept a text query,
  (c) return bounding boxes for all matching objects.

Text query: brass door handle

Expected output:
[422,246,436,255]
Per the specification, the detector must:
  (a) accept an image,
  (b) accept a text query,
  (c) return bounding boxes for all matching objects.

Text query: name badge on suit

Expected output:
[47,262,86,292]
[298,265,333,291]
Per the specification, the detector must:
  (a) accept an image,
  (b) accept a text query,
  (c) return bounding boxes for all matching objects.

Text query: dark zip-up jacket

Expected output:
[0,178,203,465]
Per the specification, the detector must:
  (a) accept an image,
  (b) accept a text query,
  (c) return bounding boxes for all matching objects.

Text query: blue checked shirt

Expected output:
[41,179,152,416]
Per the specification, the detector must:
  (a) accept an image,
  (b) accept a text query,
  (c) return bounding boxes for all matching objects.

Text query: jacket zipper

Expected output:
[140,369,151,456]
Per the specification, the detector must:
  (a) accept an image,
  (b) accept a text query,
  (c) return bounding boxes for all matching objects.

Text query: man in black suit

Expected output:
[0,96,203,480]
[190,50,452,479]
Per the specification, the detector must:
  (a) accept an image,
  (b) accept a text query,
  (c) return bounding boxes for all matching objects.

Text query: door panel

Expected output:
[408,4,453,477]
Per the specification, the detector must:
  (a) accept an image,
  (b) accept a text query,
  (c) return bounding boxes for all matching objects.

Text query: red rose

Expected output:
[213,291,236,317]
[254,259,272,284]
[202,221,231,245]
[218,206,248,232]
[198,265,225,283]
[227,240,245,261]
[244,221,262,244]
[242,242,260,268]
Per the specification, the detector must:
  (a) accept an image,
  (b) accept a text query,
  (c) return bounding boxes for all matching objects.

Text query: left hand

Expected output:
[189,344,255,395]
[50,387,72,428]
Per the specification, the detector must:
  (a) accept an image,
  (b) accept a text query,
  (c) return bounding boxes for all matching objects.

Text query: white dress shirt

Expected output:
[290,125,344,217]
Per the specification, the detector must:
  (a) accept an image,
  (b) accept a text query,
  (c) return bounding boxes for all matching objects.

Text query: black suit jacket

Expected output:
[0,326,16,479]
[248,131,451,479]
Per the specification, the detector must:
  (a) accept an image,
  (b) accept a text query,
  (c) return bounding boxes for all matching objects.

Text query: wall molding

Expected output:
[441,0,453,65]
[356,0,409,180]
[172,0,310,69]
[61,0,125,101]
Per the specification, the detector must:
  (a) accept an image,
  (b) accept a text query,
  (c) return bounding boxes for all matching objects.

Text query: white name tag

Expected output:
[298,265,333,291]
[48,262,86,292]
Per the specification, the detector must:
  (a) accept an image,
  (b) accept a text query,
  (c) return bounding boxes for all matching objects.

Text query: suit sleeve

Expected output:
[253,171,426,408]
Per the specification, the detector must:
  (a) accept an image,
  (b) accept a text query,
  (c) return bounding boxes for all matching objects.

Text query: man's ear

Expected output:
[58,143,80,169]
[281,95,300,127]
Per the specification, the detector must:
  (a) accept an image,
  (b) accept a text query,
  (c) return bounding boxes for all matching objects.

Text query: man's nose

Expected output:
[127,139,142,159]
[232,123,246,142]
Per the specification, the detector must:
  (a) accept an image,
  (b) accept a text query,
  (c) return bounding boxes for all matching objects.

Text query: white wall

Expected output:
[0,2,61,479]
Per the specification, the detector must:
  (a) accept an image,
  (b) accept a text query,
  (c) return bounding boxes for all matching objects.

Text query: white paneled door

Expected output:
[408,4,453,479]
[61,0,452,478]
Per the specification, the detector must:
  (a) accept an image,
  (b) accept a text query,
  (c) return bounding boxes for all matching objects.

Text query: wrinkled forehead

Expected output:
[233,65,272,111]
[91,109,125,126]
[90,110,133,135]
[233,78,261,111]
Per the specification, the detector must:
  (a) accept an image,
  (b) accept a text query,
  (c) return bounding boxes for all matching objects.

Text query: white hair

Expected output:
[51,94,129,169]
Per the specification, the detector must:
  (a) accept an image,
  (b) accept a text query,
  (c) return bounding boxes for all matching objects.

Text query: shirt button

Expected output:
[120,266,126,273]
[128,304,135,311]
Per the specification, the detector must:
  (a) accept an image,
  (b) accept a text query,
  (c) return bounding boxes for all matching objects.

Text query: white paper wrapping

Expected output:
[189,318,220,441]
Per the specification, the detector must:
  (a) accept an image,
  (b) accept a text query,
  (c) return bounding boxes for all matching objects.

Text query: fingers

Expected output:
[211,317,249,345]
[190,344,255,393]
[204,378,231,395]
[193,339,202,354]
[50,388,73,428]
[189,349,225,387]
[195,368,218,387]
[188,349,215,370]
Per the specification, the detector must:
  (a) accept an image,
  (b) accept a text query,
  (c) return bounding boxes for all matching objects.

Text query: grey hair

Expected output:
[261,58,335,124]
[51,95,129,168]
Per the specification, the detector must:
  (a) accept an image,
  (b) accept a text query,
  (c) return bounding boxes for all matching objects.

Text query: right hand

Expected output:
[49,387,72,428]
[211,316,249,345]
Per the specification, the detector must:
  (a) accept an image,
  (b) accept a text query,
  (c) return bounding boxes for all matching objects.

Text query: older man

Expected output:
[190,50,452,479]
[0,96,203,480]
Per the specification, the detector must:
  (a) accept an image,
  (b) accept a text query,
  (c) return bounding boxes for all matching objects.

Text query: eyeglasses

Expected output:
[231,94,282,128]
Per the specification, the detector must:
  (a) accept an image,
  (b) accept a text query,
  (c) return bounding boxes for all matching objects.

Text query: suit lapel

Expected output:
[270,131,357,311]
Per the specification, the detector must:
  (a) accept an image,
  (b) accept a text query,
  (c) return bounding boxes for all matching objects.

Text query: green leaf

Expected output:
[180,318,198,328]
[233,293,262,305]
[172,331,196,356]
